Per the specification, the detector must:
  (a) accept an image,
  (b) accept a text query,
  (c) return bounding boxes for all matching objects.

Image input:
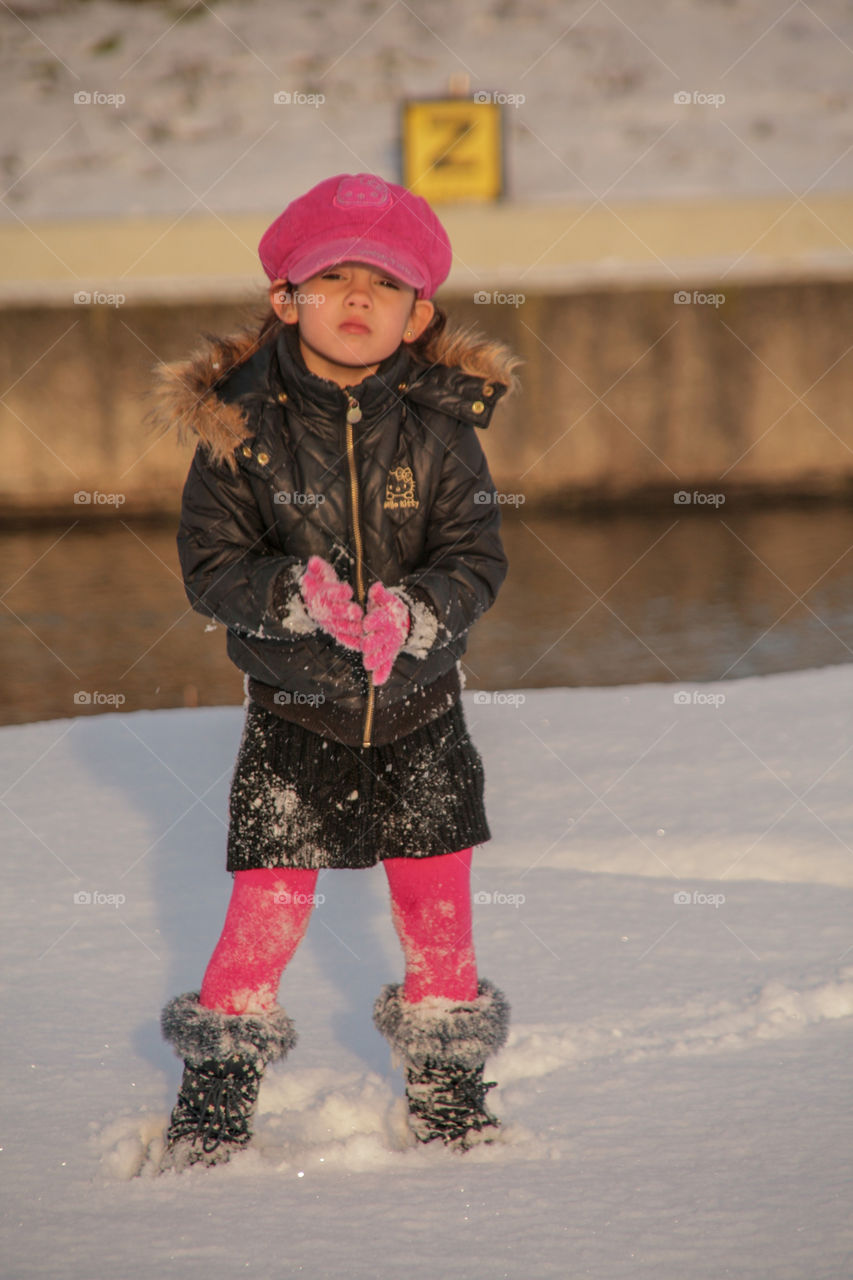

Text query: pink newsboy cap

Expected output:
[258,173,453,298]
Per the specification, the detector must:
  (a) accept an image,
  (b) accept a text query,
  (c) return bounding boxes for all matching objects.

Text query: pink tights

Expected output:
[199,850,478,1015]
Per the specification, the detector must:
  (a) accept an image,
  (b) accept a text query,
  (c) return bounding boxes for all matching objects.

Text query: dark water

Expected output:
[1,505,853,726]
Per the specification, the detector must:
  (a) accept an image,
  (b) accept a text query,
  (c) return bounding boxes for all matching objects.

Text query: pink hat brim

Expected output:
[287,237,428,294]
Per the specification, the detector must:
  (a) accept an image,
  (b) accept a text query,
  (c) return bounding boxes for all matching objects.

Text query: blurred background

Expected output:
[2,0,853,725]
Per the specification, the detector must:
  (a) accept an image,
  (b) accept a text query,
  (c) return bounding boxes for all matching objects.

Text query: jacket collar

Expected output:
[273,322,412,429]
[150,314,521,472]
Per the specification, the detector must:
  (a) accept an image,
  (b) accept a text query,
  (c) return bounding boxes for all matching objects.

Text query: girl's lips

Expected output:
[340,321,370,334]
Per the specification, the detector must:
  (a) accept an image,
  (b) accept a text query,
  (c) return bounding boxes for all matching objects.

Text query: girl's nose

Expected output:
[344,270,375,303]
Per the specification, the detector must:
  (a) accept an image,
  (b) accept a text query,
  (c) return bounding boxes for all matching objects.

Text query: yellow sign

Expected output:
[402,98,503,203]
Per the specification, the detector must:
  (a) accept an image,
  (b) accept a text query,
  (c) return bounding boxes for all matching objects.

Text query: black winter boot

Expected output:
[159,992,297,1172]
[373,980,510,1151]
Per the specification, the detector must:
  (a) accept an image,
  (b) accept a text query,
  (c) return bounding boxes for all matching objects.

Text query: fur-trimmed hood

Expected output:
[150,314,521,470]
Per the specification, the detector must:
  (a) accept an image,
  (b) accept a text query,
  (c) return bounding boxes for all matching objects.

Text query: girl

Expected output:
[153,172,520,1170]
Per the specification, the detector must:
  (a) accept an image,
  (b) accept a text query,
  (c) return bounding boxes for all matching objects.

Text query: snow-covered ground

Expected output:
[2,673,852,1279]
[2,0,853,222]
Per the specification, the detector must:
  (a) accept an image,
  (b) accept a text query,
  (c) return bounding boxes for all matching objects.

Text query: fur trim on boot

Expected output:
[161,991,297,1067]
[373,979,510,1149]
[159,992,297,1172]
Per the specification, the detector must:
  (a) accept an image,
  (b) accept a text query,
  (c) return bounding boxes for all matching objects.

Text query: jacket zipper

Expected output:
[344,392,375,748]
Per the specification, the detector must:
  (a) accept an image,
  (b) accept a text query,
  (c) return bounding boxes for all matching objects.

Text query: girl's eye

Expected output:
[318,269,400,289]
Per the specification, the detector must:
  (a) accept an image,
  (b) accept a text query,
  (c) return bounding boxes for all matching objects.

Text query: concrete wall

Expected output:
[3,278,853,517]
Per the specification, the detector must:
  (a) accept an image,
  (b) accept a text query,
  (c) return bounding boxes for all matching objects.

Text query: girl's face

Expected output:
[271,262,435,388]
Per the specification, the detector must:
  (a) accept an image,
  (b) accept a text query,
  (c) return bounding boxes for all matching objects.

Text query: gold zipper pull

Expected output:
[345,392,362,424]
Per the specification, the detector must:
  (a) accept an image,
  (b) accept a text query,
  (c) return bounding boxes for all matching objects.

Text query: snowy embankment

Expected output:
[4,1,853,221]
[2,671,852,1279]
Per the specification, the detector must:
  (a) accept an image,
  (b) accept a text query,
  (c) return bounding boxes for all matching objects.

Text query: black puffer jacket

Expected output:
[156,318,518,747]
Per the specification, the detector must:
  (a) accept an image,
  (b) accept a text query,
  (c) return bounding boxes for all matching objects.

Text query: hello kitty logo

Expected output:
[384,465,418,510]
[334,174,390,209]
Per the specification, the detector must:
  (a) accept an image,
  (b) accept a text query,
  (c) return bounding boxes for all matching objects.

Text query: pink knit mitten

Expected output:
[362,581,410,685]
[301,556,364,651]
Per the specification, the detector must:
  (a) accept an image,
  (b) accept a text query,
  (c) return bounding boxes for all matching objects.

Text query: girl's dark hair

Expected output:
[256,304,283,346]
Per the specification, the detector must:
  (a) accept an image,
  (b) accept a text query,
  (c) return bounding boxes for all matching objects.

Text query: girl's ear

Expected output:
[270,281,298,325]
[404,298,435,343]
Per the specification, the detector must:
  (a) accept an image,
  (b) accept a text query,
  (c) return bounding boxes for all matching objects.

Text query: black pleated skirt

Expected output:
[226,699,490,871]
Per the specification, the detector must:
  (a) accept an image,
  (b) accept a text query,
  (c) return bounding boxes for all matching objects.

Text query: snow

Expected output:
[2,673,852,1278]
[2,0,853,223]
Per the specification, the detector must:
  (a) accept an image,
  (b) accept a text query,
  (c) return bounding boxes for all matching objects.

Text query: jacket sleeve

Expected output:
[397,422,508,656]
[177,445,315,640]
